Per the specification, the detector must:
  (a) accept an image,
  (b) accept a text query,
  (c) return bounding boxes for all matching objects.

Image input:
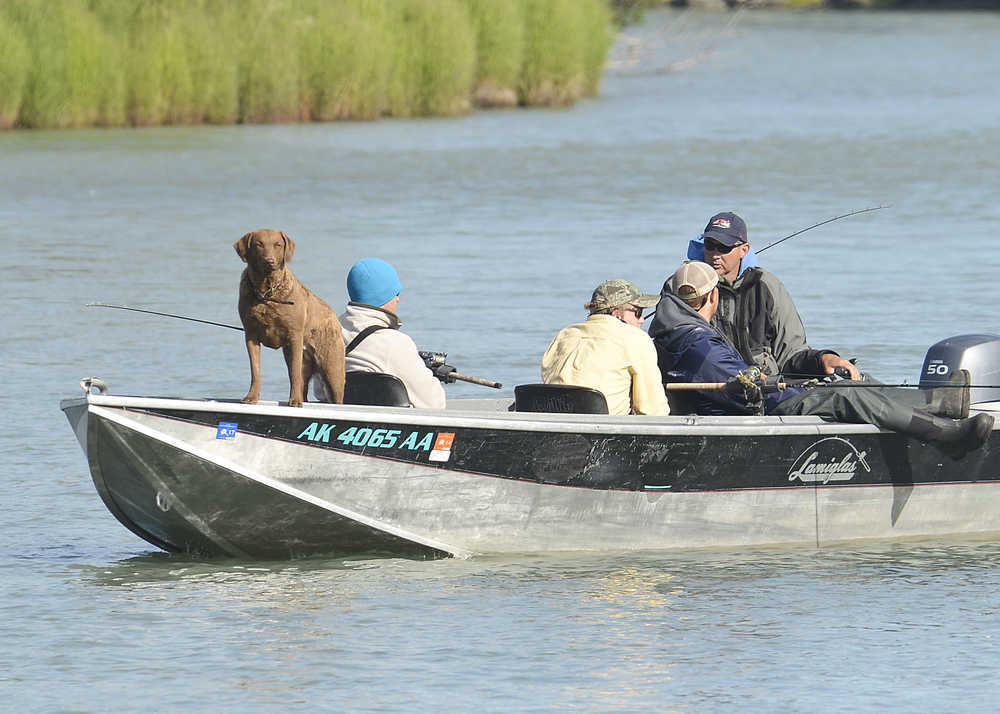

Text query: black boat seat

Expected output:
[664,388,697,416]
[513,384,609,414]
[343,371,411,407]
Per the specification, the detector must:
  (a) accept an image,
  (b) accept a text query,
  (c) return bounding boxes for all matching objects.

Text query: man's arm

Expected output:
[762,272,860,379]
[630,338,670,416]
[675,328,762,415]
[383,332,447,409]
[760,271,812,372]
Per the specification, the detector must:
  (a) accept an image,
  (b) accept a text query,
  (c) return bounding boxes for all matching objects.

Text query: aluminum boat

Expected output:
[60,334,1000,558]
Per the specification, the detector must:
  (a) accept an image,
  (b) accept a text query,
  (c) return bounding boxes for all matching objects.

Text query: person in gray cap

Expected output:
[663,211,861,382]
[541,279,669,416]
[650,261,993,457]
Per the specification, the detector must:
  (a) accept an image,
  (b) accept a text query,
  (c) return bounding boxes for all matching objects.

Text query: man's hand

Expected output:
[821,353,861,380]
[725,367,764,408]
[431,363,457,383]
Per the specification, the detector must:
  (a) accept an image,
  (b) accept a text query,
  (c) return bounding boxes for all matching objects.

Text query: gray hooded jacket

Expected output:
[712,266,835,377]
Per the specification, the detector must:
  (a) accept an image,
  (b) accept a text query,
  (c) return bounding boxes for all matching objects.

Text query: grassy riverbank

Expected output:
[0,0,612,130]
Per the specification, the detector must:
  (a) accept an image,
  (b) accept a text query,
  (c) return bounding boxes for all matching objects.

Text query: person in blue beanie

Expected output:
[653,211,860,381]
[312,257,446,409]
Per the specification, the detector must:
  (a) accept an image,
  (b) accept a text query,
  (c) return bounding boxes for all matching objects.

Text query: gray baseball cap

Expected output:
[586,279,660,314]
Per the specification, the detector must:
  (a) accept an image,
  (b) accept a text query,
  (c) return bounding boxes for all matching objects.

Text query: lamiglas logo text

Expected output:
[787,437,871,485]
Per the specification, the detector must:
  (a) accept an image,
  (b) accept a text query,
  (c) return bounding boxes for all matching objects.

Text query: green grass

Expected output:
[7,0,125,128]
[298,1,392,121]
[521,0,612,106]
[464,0,525,107]
[0,12,31,128]
[0,0,614,129]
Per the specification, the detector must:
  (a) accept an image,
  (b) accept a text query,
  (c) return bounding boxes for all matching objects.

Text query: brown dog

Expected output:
[234,229,345,407]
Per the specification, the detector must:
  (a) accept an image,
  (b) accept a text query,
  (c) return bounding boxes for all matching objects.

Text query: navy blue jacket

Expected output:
[649,293,801,415]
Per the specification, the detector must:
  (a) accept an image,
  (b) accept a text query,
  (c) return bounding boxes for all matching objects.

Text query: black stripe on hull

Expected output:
[142,408,998,493]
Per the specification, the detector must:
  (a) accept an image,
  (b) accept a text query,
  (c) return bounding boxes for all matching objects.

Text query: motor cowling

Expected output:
[919,334,1000,405]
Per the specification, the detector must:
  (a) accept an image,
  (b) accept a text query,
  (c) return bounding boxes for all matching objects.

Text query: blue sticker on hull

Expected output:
[216,421,238,440]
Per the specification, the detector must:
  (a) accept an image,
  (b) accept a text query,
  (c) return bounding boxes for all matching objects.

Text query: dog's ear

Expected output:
[234,232,253,262]
[281,231,295,262]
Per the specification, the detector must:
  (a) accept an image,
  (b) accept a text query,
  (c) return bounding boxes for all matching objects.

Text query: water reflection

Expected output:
[82,551,408,589]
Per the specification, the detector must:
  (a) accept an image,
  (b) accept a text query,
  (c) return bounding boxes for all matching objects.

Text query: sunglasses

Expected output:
[629,305,646,320]
[704,239,743,254]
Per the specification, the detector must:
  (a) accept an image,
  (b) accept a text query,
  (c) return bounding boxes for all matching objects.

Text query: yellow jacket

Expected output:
[541,314,669,416]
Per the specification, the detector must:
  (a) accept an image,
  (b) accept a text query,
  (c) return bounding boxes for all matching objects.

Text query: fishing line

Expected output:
[86,302,502,388]
[756,205,890,254]
[87,303,243,331]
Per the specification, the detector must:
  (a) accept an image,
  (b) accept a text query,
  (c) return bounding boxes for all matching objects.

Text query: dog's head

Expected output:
[234,229,296,273]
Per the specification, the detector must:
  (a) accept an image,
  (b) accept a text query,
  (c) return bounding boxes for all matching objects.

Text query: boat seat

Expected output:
[513,384,609,414]
[664,388,698,416]
[343,371,411,407]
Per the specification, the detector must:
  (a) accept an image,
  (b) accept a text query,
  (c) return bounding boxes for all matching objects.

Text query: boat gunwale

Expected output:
[62,393,1000,438]
[62,392,880,437]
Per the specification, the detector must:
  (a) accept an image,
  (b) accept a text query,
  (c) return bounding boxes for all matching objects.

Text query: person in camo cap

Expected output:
[541,279,669,416]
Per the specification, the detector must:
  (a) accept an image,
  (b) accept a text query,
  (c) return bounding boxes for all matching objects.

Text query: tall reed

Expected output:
[0,13,30,129]
[7,0,125,128]
[297,0,392,121]
[384,0,476,117]
[520,0,612,106]
[0,0,613,129]
[464,0,525,107]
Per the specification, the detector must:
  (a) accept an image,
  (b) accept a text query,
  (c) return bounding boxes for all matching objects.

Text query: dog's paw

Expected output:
[288,398,303,408]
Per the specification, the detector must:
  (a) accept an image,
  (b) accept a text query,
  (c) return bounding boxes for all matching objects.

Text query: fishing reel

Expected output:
[725,367,767,414]
[419,350,457,383]
[419,350,447,368]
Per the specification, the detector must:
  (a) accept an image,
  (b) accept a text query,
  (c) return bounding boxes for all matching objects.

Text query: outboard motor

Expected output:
[919,334,1000,405]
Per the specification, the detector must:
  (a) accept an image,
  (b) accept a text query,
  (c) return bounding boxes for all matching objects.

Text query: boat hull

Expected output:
[61,393,1000,558]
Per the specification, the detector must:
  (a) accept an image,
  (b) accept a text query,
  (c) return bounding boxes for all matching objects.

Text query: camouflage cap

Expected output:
[586,279,660,314]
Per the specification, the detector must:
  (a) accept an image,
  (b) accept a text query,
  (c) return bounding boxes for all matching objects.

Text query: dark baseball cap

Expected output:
[702,212,748,247]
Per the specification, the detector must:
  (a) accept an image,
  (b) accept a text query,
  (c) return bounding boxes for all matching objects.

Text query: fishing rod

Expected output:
[87,302,243,330]
[756,205,890,254]
[802,381,1000,390]
[86,302,502,389]
[666,380,1000,391]
[780,364,982,388]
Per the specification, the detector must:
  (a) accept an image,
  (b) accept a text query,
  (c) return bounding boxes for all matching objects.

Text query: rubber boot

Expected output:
[923,369,971,419]
[959,413,996,454]
[906,412,994,459]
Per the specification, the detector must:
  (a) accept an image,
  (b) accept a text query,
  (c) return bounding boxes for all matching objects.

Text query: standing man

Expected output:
[658,211,861,381]
[542,279,669,416]
[650,261,993,457]
[312,257,447,409]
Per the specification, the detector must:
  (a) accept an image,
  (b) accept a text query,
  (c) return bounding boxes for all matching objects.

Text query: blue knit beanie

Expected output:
[346,257,402,306]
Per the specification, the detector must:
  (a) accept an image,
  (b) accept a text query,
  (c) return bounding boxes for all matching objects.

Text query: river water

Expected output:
[3,9,1000,711]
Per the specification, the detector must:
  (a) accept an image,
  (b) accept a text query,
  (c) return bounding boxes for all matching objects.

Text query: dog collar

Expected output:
[244,273,295,305]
